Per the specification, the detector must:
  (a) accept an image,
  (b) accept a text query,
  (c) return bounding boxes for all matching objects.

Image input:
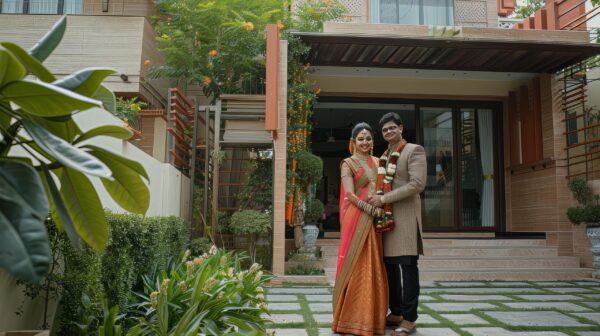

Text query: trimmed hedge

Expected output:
[54,212,188,334]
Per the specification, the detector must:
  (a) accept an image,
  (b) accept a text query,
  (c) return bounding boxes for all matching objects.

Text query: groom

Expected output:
[368,112,426,336]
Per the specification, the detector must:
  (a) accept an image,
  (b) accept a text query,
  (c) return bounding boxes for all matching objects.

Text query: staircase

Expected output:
[317,237,593,284]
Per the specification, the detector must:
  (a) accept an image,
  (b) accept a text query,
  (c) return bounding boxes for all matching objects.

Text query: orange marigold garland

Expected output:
[375,139,407,233]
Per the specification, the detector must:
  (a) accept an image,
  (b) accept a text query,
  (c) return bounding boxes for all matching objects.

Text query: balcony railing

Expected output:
[498,17,522,29]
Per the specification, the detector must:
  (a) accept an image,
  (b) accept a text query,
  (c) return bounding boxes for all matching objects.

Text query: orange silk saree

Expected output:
[332,156,388,336]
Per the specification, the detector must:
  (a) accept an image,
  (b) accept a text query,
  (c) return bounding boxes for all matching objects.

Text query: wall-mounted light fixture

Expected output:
[120,73,129,82]
[102,0,109,12]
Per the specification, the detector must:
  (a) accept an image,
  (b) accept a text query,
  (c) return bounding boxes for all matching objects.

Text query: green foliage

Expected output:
[566,177,600,226]
[0,16,150,283]
[49,213,188,335]
[217,211,232,234]
[304,198,324,224]
[296,151,323,185]
[115,97,146,129]
[150,0,283,101]
[290,0,348,32]
[286,265,325,275]
[131,248,272,335]
[189,237,213,256]
[230,210,272,262]
[237,158,273,211]
[514,0,544,18]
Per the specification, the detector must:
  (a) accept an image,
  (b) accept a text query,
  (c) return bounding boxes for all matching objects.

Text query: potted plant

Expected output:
[566,177,600,278]
[303,198,324,252]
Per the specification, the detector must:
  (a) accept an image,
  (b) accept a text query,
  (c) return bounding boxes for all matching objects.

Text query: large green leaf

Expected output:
[93,84,116,114]
[59,167,108,251]
[53,68,115,97]
[0,49,26,87]
[85,145,149,180]
[1,79,102,117]
[74,125,133,145]
[40,166,81,249]
[22,119,111,178]
[31,115,82,143]
[29,15,66,62]
[86,145,150,214]
[1,42,55,82]
[0,159,51,283]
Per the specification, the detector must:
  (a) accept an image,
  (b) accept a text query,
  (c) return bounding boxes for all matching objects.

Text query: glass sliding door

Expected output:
[460,108,495,228]
[421,107,455,229]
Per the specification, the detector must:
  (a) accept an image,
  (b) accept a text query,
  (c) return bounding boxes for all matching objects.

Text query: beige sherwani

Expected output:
[380,143,427,257]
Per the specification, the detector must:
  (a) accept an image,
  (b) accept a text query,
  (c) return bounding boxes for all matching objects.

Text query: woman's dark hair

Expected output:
[351,122,373,139]
[378,112,403,130]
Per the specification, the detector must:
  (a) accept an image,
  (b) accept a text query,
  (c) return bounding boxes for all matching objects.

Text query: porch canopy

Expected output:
[293,26,600,73]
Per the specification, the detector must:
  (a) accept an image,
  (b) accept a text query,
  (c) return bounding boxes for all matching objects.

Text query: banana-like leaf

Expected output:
[22,119,112,178]
[53,68,115,97]
[85,145,149,181]
[29,15,66,62]
[74,125,133,145]
[40,166,81,249]
[88,146,150,214]
[1,79,102,117]
[0,159,50,283]
[1,42,55,82]
[31,115,82,143]
[59,167,108,251]
[93,84,116,114]
[0,49,26,87]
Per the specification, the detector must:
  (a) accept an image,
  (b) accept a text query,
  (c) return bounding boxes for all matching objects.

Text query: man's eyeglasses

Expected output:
[382,126,398,133]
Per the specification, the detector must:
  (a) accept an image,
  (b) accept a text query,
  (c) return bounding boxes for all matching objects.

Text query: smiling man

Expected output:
[368,112,427,336]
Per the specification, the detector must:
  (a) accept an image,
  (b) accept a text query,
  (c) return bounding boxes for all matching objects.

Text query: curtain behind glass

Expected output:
[477,109,494,227]
[64,0,82,14]
[1,0,23,13]
[423,0,451,25]
[29,0,58,13]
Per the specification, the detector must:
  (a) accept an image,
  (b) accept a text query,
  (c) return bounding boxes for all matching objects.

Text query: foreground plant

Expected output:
[0,16,150,283]
[131,247,272,335]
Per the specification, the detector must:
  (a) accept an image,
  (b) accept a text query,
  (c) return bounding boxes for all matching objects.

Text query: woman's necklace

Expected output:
[353,152,376,196]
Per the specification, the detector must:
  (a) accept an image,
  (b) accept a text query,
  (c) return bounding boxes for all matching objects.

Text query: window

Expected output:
[372,0,454,26]
[0,0,82,14]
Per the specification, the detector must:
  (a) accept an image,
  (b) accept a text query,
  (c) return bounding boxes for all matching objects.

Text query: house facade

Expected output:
[267,0,600,279]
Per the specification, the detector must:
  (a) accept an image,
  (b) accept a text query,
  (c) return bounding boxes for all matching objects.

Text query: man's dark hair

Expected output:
[379,112,403,130]
[351,122,373,139]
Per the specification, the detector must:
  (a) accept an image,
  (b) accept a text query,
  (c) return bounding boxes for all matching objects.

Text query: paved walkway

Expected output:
[266,280,600,336]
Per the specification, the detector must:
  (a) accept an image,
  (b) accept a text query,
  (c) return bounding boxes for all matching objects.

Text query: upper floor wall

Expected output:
[313,0,497,28]
[0,0,154,17]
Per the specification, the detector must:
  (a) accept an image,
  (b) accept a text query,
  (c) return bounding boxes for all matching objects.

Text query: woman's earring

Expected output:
[348,139,354,155]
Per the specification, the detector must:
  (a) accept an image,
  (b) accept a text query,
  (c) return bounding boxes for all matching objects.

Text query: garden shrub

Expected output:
[296,151,323,186]
[52,212,188,333]
[230,210,272,263]
[304,198,324,224]
[286,265,325,275]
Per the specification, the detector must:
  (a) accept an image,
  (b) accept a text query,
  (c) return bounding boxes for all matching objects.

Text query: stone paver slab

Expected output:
[578,333,600,336]
[532,281,575,287]
[420,295,435,301]
[272,329,309,336]
[313,313,332,324]
[574,281,600,286]
[306,294,332,302]
[582,294,600,300]
[437,281,488,287]
[266,294,298,302]
[545,287,595,294]
[515,294,581,301]
[267,302,302,311]
[265,313,304,324]
[268,287,330,294]
[412,328,460,336]
[440,313,489,325]
[574,313,600,324]
[464,327,568,336]
[582,301,600,308]
[416,313,438,324]
[503,302,590,311]
[318,328,336,335]
[483,311,590,327]
[487,282,532,287]
[309,303,333,312]
[439,294,513,301]
[423,302,498,312]
[423,287,542,294]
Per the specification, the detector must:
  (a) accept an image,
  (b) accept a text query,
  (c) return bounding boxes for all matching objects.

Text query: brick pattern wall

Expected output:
[506,74,592,267]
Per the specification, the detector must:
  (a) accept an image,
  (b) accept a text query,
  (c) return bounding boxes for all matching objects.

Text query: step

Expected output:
[316,239,340,246]
[419,256,580,269]
[424,246,558,257]
[274,275,330,285]
[424,239,547,247]
[419,268,593,281]
[324,231,340,239]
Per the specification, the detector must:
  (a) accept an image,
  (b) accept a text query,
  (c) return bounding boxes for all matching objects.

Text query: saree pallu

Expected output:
[332,157,388,336]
